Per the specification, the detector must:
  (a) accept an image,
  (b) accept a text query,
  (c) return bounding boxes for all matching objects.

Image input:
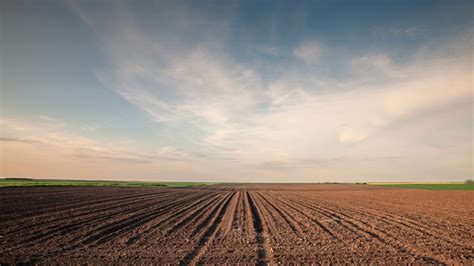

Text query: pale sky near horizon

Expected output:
[1,0,473,182]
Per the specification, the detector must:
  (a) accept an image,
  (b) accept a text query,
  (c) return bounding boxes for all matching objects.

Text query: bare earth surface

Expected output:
[1,184,473,264]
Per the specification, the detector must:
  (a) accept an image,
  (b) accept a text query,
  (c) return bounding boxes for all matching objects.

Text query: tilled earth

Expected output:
[0,184,473,264]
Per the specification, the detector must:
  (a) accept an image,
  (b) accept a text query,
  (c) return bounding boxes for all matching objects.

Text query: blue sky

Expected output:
[1,0,472,182]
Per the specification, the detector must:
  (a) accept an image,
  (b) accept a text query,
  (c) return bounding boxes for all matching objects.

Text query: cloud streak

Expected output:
[294,40,324,64]
[65,1,473,182]
[0,118,196,164]
[2,1,470,182]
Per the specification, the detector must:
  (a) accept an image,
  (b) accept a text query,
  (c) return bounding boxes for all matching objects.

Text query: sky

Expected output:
[0,0,473,182]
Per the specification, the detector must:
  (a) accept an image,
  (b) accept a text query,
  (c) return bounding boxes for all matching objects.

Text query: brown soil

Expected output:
[0,184,473,264]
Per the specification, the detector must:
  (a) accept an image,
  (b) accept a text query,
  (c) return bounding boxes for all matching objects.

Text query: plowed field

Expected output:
[1,184,473,264]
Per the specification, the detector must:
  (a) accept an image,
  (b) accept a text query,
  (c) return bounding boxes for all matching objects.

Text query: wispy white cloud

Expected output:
[255,44,280,56]
[372,25,425,40]
[53,2,474,181]
[0,118,195,164]
[294,40,324,64]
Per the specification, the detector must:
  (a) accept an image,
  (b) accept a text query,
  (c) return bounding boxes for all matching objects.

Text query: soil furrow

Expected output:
[180,192,235,265]
[1,189,166,222]
[188,193,231,239]
[268,193,339,240]
[319,197,474,249]
[301,198,449,264]
[80,193,202,246]
[128,192,222,245]
[6,191,171,237]
[6,194,182,250]
[246,191,273,265]
[256,192,304,239]
[1,185,472,264]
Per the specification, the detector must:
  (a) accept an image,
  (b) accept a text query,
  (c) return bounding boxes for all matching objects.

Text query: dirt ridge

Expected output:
[1,184,472,264]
